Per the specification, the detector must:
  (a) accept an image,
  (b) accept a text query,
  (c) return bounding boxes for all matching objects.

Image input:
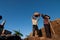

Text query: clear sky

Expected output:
[0,0,60,38]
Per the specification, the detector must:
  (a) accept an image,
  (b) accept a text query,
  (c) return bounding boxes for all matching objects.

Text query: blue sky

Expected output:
[0,0,60,38]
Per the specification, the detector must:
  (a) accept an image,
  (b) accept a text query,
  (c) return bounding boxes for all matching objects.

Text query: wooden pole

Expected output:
[49,20,56,39]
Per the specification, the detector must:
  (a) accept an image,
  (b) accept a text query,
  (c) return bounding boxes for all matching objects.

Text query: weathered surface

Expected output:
[24,18,60,40]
